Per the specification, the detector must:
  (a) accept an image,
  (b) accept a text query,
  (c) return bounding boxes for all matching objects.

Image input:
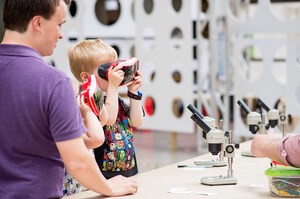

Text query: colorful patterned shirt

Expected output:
[94,97,138,179]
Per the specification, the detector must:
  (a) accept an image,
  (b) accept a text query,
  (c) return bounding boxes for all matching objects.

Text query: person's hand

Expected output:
[77,95,93,118]
[107,175,138,196]
[251,134,273,158]
[128,70,143,93]
[108,64,124,87]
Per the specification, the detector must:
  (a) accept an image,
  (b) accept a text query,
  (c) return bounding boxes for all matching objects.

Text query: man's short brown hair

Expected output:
[3,0,71,33]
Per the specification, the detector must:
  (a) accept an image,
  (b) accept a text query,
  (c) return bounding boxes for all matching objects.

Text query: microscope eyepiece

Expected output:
[187,104,204,119]
[256,98,270,112]
[237,100,251,114]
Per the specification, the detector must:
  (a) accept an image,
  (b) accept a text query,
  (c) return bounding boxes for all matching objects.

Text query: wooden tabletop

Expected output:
[64,140,283,199]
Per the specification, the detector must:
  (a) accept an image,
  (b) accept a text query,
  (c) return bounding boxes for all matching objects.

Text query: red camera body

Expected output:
[98,57,139,86]
[78,75,103,116]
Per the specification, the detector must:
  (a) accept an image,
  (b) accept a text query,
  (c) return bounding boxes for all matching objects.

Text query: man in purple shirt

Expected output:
[251,134,300,167]
[0,0,137,198]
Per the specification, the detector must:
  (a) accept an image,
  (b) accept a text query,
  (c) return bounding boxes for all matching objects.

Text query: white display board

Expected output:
[135,0,196,133]
[227,0,300,138]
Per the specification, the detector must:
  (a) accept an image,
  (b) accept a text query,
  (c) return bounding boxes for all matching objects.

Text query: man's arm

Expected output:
[251,134,282,163]
[251,134,300,167]
[56,136,138,196]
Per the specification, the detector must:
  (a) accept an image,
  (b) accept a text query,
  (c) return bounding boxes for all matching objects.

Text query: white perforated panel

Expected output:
[228,0,300,138]
[135,0,195,133]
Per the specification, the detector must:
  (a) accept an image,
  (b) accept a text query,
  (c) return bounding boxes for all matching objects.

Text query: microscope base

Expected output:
[194,159,227,167]
[241,150,255,157]
[201,175,237,186]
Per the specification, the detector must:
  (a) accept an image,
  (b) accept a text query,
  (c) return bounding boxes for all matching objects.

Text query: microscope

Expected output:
[187,104,227,167]
[256,98,288,137]
[237,99,270,157]
[188,104,239,185]
[237,100,269,135]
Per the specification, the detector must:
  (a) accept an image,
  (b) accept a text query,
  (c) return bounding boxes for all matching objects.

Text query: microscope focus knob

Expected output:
[226,145,234,154]
[224,131,230,137]
[235,143,240,149]
[280,115,286,121]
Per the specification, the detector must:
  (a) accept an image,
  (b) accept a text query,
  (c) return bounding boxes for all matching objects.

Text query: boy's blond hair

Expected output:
[68,39,117,82]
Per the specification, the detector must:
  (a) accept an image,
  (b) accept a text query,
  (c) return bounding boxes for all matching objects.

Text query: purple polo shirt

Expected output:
[278,135,300,167]
[0,44,87,198]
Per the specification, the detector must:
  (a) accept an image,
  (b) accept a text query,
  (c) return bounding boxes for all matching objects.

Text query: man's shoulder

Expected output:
[25,57,68,82]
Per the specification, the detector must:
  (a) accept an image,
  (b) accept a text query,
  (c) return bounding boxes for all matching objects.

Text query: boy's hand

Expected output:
[108,64,124,87]
[77,95,93,117]
[128,70,143,93]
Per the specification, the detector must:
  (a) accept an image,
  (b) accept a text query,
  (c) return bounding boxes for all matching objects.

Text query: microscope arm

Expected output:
[256,98,270,112]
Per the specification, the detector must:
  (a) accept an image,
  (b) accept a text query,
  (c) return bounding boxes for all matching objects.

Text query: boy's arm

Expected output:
[105,84,119,125]
[128,96,143,127]
[98,105,108,127]
[128,70,143,127]
[56,137,138,196]
[105,65,124,125]
[78,96,104,149]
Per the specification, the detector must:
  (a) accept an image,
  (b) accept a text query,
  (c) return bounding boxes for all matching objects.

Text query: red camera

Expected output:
[78,75,103,116]
[98,57,139,86]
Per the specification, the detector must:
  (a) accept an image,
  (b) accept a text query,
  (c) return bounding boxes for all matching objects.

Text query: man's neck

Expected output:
[1,30,34,48]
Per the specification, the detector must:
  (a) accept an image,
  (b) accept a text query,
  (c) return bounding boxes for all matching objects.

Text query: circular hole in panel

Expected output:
[145,96,155,116]
[172,98,184,118]
[131,1,135,20]
[151,71,156,82]
[239,95,262,126]
[170,62,183,83]
[144,0,154,14]
[69,0,77,17]
[272,46,286,84]
[202,23,209,39]
[130,45,135,57]
[172,71,181,83]
[229,0,258,21]
[201,0,209,13]
[68,29,79,43]
[172,0,182,12]
[270,1,300,21]
[111,45,120,57]
[95,0,121,26]
[170,27,183,49]
[142,62,156,84]
[241,45,263,82]
[142,27,156,51]
[274,96,297,132]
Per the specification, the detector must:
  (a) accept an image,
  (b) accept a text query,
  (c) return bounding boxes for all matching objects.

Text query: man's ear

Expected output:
[80,72,89,82]
[32,16,42,32]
